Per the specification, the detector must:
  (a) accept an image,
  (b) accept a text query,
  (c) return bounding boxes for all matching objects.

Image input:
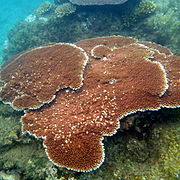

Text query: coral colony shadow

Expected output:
[0,36,180,172]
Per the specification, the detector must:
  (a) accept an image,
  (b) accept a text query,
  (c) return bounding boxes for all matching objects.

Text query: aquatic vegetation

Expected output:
[0,103,21,148]
[0,143,54,179]
[55,3,76,18]
[69,0,128,5]
[0,171,20,180]
[0,36,179,172]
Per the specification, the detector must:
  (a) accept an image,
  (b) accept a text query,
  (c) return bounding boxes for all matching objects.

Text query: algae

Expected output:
[0,103,22,149]
[1,0,141,61]
[0,144,56,179]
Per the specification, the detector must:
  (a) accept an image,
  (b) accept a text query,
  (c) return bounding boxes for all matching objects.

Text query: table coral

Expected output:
[69,0,128,5]
[140,41,180,108]
[78,113,180,180]
[55,3,76,18]
[0,36,180,172]
[0,43,88,110]
[36,2,53,15]
[134,0,156,17]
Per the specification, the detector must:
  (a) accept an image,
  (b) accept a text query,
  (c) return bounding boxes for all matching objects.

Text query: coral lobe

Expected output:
[0,36,180,172]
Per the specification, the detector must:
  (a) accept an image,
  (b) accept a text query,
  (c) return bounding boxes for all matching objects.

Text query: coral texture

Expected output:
[140,41,180,108]
[0,43,88,110]
[36,2,53,15]
[134,0,156,17]
[69,0,128,5]
[0,36,180,172]
[54,3,76,18]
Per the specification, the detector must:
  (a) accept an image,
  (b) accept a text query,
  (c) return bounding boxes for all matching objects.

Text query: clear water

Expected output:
[0,0,52,62]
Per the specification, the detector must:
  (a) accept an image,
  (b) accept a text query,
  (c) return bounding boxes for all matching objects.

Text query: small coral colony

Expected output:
[0,0,180,173]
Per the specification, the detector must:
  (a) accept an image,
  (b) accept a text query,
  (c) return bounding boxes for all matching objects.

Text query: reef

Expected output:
[2,0,179,62]
[0,0,179,179]
[55,3,76,18]
[134,0,156,18]
[69,0,128,5]
[0,44,88,110]
[0,102,22,148]
[0,103,179,179]
[0,102,60,179]
[0,36,179,173]
[78,109,180,180]
[35,2,53,15]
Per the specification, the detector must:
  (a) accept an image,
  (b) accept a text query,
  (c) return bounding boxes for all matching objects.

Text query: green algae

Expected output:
[0,170,20,180]
[0,103,22,148]
[0,144,57,179]
[0,103,60,179]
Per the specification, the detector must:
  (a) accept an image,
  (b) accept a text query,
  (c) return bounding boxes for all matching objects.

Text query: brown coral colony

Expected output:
[0,36,179,172]
[0,43,88,110]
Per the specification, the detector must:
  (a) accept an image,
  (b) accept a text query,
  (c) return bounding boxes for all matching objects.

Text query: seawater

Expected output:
[0,0,52,65]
